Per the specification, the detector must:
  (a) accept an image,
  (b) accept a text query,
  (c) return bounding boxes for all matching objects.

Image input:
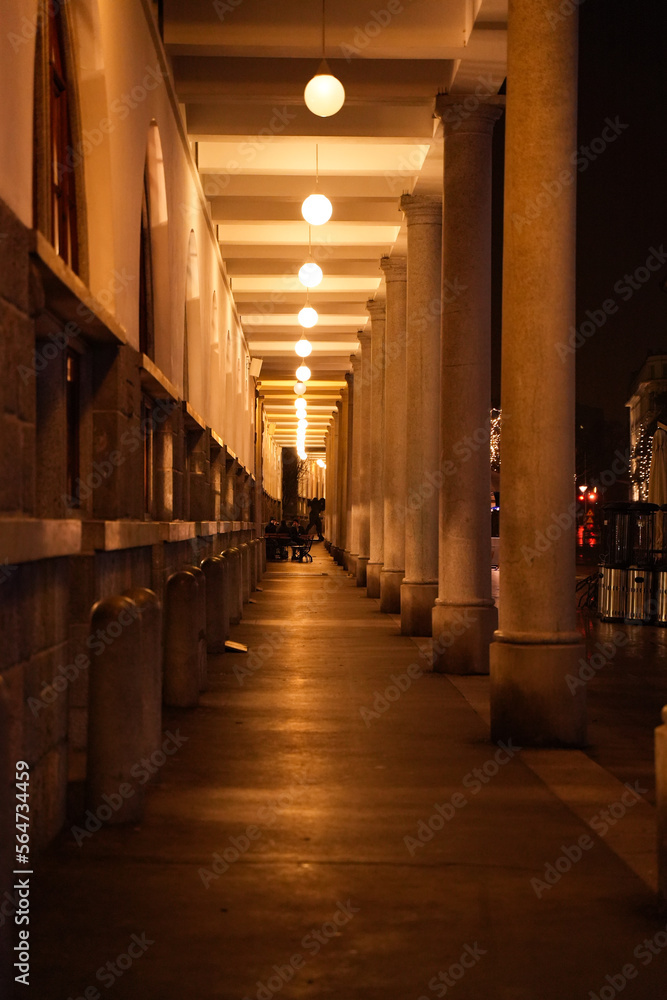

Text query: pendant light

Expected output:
[298,287,318,329]
[295,337,313,358]
[301,145,332,226]
[299,227,323,289]
[304,0,345,118]
[296,365,311,382]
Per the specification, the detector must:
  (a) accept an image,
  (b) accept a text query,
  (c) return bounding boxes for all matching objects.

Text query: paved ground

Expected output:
[29,547,667,999]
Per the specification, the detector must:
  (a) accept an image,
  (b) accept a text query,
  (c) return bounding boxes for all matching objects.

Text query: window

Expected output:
[41,4,79,271]
[66,349,81,508]
[139,166,155,358]
[142,396,155,518]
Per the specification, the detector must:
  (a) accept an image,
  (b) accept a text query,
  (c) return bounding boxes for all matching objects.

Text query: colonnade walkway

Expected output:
[32,548,667,999]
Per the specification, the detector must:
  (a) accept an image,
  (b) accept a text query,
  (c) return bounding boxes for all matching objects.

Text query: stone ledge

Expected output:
[197,521,218,536]
[160,522,198,543]
[31,232,128,345]
[140,355,180,402]
[0,518,81,564]
[0,518,249,562]
[82,521,163,551]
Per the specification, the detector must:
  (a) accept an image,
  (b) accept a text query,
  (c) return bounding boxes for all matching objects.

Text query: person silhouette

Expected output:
[307,497,325,540]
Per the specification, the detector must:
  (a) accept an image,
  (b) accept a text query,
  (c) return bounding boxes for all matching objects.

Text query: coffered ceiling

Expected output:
[163,0,507,451]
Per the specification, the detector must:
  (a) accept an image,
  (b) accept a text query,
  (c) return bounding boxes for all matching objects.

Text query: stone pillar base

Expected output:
[356,556,369,587]
[490,640,586,747]
[380,569,403,613]
[657,708,667,906]
[348,553,358,576]
[432,602,498,675]
[401,582,438,636]
[366,562,383,598]
[343,550,351,571]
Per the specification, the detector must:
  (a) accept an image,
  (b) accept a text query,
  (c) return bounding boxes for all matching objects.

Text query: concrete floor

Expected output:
[30,547,667,999]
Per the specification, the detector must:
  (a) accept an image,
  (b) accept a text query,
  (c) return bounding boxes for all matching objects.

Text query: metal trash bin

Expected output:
[598,502,658,623]
[598,502,632,623]
[655,569,667,625]
[598,566,626,622]
[654,505,667,625]
[625,566,653,623]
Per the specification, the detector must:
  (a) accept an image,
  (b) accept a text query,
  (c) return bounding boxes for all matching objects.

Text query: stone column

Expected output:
[356,330,372,586]
[327,410,339,548]
[657,706,667,905]
[400,196,442,634]
[336,385,349,565]
[366,299,386,598]
[379,256,407,612]
[430,97,504,669]
[344,374,354,568]
[490,0,585,746]
[347,356,362,574]
[86,596,147,822]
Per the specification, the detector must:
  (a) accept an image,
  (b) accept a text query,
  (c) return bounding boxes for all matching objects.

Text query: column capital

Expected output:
[435,94,505,137]
[357,329,372,353]
[350,353,361,372]
[366,298,386,322]
[380,255,407,282]
[400,193,442,224]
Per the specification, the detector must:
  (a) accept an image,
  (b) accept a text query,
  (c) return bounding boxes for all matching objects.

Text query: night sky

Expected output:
[491,0,667,433]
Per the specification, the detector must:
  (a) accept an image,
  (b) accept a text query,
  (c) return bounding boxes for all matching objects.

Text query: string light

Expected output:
[490,408,502,471]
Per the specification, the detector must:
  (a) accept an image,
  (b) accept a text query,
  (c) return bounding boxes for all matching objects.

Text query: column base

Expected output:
[348,552,358,576]
[401,581,438,636]
[490,639,587,747]
[356,556,369,587]
[431,602,498,675]
[380,568,403,613]
[366,562,383,598]
[343,550,351,571]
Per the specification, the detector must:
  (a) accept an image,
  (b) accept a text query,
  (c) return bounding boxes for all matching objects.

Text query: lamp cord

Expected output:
[322,0,326,58]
